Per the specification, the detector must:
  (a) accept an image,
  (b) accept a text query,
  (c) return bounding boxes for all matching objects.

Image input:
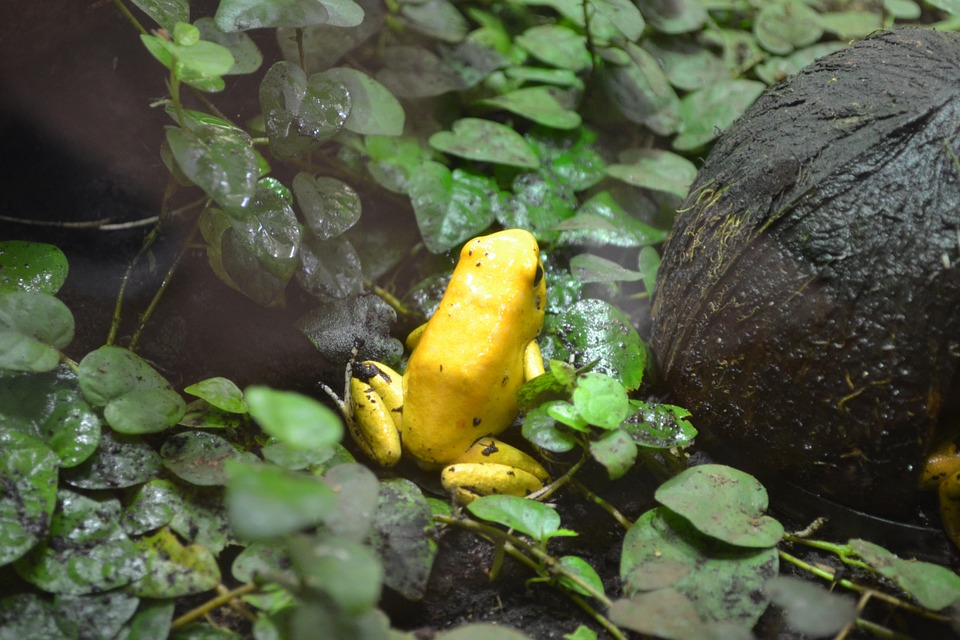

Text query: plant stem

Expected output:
[570,478,632,530]
[171,582,259,629]
[110,0,147,35]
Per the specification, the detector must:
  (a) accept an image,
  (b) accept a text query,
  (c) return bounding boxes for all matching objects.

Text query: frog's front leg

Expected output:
[349,361,404,467]
[441,437,550,503]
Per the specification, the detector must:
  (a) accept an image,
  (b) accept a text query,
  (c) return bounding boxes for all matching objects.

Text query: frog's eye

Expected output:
[533,264,544,288]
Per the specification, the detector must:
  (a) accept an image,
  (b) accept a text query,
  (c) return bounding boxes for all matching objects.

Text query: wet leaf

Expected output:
[296,235,364,300]
[0,367,101,468]
[408,162,501,253]
[0,292,73,372]
[140,29,235,92]
[369,478,437,600]
[215,0,364,30]
[0,241,68,295]
[365,134,434,194]
[125,481,232,555]
[0,593,60,638]
[62,429,162,490]
[674,79,765,151]
[766,576,857,637]
[479,86,581,129]
[621,507,778,626]
[14,489,146,595]
[259,61,351,160]
[850,539,960,611]
[225,460,336,540]
[184,376,247,414]
[525,127,605,192]
[622,401,696,450]
[161,431,245,486]
[556,192,667,248]
[516,25,590,71]
[246,386,343,451]
[133,527,220,598]
[317,67,404,136]
[122,479,179,535]
[570,253,643,284]
[599,42,679,136]
[430,118,539,168]
[53,590,140,640]
[655,464,784,548]
[293,173,362,240]
[541,298,646,390]
[521,403,578,453]
[498,172,577,243]
[288,532,382,613]
[194,16,263,74]
[0,429,59,566]
[607,148,697,199]
[573,373,629,430]
[131,0,189,32]
[399,0,469,42]
[275,0,385,74]
[166,124,257,209]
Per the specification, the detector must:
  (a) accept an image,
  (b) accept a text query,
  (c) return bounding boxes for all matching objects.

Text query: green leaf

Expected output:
[655,464,784,548]
[288,532,382,613]
[215,0,364,30]
[589,0,644,40]
[621,507,778,627]
[885,0,921,19]
[105,388,187,435]
[316,67,404,136]
[14,489,146,594]
[161,431,244,485]
[766,576,857,636]
[754,41,848,85]
[622,401,696,450]
[467,495,576,542]
[0,241,68,295]
[437,625,534,640]
[408,162,500,253]
[607,148,697,199]
[641,0,706,34]
[53,591,140,640]
[521,403,578,453]
[638,245,659,295]
[497,172,577,242]
[245,386,343,451]
[849,539,960,610]
[369,478,437,600]
[140,30,235,91]
[296,236,364,299]
[643,39,729,92]
[557,555,604,597]
[570,253,643,284]
[479,87,581,129]
[541,299,646,390]
[132,527,221,598]
[131,0,189,32]
[399,0,469,42]
[184,376,248,413]
[516,25,590,71]
[259,61,350,160]
[122,479,178,535]
[62,429,162,490]
[0,429,59,566]
[194,16,263,74]
[572,373,629,429]
[127,600,175,640]
[754,0,823,55]
[525,126,605,191]
[165,124,258,210]
[547,401,590,432]
[600,42,679,136]
[609,589,704,639]
[375,45,464,99]
[0,594,61,638]
[226,460,336,540]
[820,11,883,39]
[0,367,102,468]
[674,79,765,151]
[556,193,667,248]
[293,173,361,241]
[430,118,539,168]
[589,429,637,480]
[0,292,73,372]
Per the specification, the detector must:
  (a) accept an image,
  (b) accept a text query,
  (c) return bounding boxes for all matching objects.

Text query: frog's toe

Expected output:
[441,463,544,504]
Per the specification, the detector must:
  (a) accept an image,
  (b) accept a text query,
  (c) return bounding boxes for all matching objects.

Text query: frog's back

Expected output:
[402,230,545,465]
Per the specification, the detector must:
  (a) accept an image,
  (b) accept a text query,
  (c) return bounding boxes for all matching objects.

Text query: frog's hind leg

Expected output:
[920,441,960,549]
[440,437,549,503]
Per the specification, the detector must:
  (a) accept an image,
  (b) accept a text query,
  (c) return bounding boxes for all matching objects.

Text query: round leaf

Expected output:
[161,431,243,486]
[766,576,857,637]
[132,527,221,598]
[674,79,765,151]
[215,0,363,30]
[589,428,637,480]
[184,376,248,414]
[430,118,539,168]
[53,591,140,640]
[408,162,500,253]
[194,16,263,74]
[0,429,59,565]
[607,149,697,199]
[166,124,258,210]
[105,388,186,435]
[293,173,362,240]
[0,241,68,294]
[0,594,60,638]
[316,67,405,136]
[288,533,383,614]
[654,464,784,548]
[78,346,174,406]
[516,25,590,71]
[480,86,581,129]
[754,0,823,55]
[0,292,74,372]
[369,478,438,600]
[62,429,162,490]
[573,373,629,429]
[467,495,572,541]
[245,386,343,451]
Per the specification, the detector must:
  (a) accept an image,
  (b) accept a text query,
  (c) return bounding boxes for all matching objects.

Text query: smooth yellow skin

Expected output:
[919,442,960,548]
[349,229,549,501]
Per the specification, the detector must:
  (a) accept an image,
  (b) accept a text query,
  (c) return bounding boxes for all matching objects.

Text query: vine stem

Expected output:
[171,582,259,629]
[570,478,632,530]
[434,513,626,640]
[110,0,147,35]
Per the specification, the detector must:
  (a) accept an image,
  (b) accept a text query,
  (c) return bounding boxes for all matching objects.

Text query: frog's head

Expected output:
[459,228,546,330]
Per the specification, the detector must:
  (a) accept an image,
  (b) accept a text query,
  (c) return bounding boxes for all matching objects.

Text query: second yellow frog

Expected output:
[345,229,549,502]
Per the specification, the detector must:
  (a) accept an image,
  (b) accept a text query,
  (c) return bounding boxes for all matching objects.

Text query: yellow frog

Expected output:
[337,229,550,503]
